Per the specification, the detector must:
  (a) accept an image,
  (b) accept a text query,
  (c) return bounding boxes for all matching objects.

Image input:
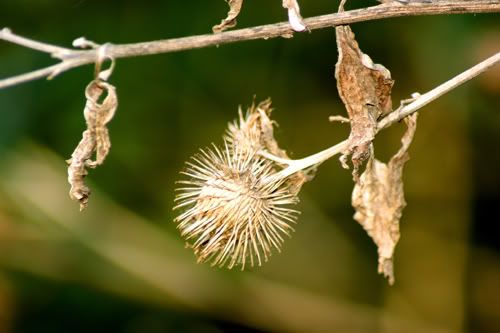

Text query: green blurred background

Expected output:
[0,1,499,332]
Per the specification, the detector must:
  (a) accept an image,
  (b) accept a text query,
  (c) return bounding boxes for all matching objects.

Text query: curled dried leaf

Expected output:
[213,0,306,34]
[282,0,307,32]
[351,114,417,285]
[335,24,394,178]
[67,80,117,210]
[213,0,244,33]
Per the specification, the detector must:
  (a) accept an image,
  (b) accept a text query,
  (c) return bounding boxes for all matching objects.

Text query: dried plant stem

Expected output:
[264,50,500,182]
[267,140,350,182]
[1,1,499,89]
[0,28,72,55]
[377,51,500,130]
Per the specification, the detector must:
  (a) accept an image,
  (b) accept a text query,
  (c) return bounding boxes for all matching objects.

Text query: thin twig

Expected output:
[1,1,499,90]
[264,50,500,181]
[0,58,87,88]
[329,115,350,123]
[268,140,350,182]
[0,28,72,56]
[378,51,500,130]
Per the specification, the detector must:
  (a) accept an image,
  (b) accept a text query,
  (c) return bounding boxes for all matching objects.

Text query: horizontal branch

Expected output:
[1,0,499,89]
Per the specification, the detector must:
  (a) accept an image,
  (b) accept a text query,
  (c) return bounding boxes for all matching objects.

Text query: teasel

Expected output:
[174,100,307,269]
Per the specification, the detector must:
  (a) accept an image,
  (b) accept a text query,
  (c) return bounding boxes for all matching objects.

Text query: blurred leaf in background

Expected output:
[1,0,499,332]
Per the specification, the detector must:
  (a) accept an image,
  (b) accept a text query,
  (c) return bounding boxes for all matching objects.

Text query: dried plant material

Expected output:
[67,80,117,210]
[282,0,307,32]
[226,99,308,194]
[212,0,306,34]
[351,114,418,285]
[213,0,244,33]
[377,0,433,3]
[72,37,99,49]
[174,100,305,269]
[335,24,394,178]
[329,115,350,123]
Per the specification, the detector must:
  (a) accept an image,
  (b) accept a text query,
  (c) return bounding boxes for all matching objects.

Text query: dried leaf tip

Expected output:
[283,0,307,32]
[213,1,306,33]
[352,114,418,285]
[213,0,243,33]
[67,80,117,210]
[174,99,304,269]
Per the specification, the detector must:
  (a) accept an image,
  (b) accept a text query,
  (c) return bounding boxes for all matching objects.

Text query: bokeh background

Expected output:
[0,1,499,332]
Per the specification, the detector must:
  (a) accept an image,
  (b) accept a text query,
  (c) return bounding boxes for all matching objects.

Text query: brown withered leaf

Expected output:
[282,0,306,32]
[351,113,418,285]
[213,0,244,33]
[335,24,394,179]
[67,80,118,210]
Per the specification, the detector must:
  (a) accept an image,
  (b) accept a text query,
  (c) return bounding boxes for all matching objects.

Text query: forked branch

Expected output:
[264,50,500,180]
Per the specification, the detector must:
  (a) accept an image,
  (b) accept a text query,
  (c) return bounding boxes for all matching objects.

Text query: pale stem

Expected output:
[1,1,499,90]
[262,50,500,183]
[378,51,500,130]
[259,151,293,165]
[329,115,350,123]
[263,140,349,184]
[0,28,73,56]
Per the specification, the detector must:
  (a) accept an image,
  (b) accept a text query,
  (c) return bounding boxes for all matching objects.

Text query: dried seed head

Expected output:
[174,143,299,269]
[174,100,302,269]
